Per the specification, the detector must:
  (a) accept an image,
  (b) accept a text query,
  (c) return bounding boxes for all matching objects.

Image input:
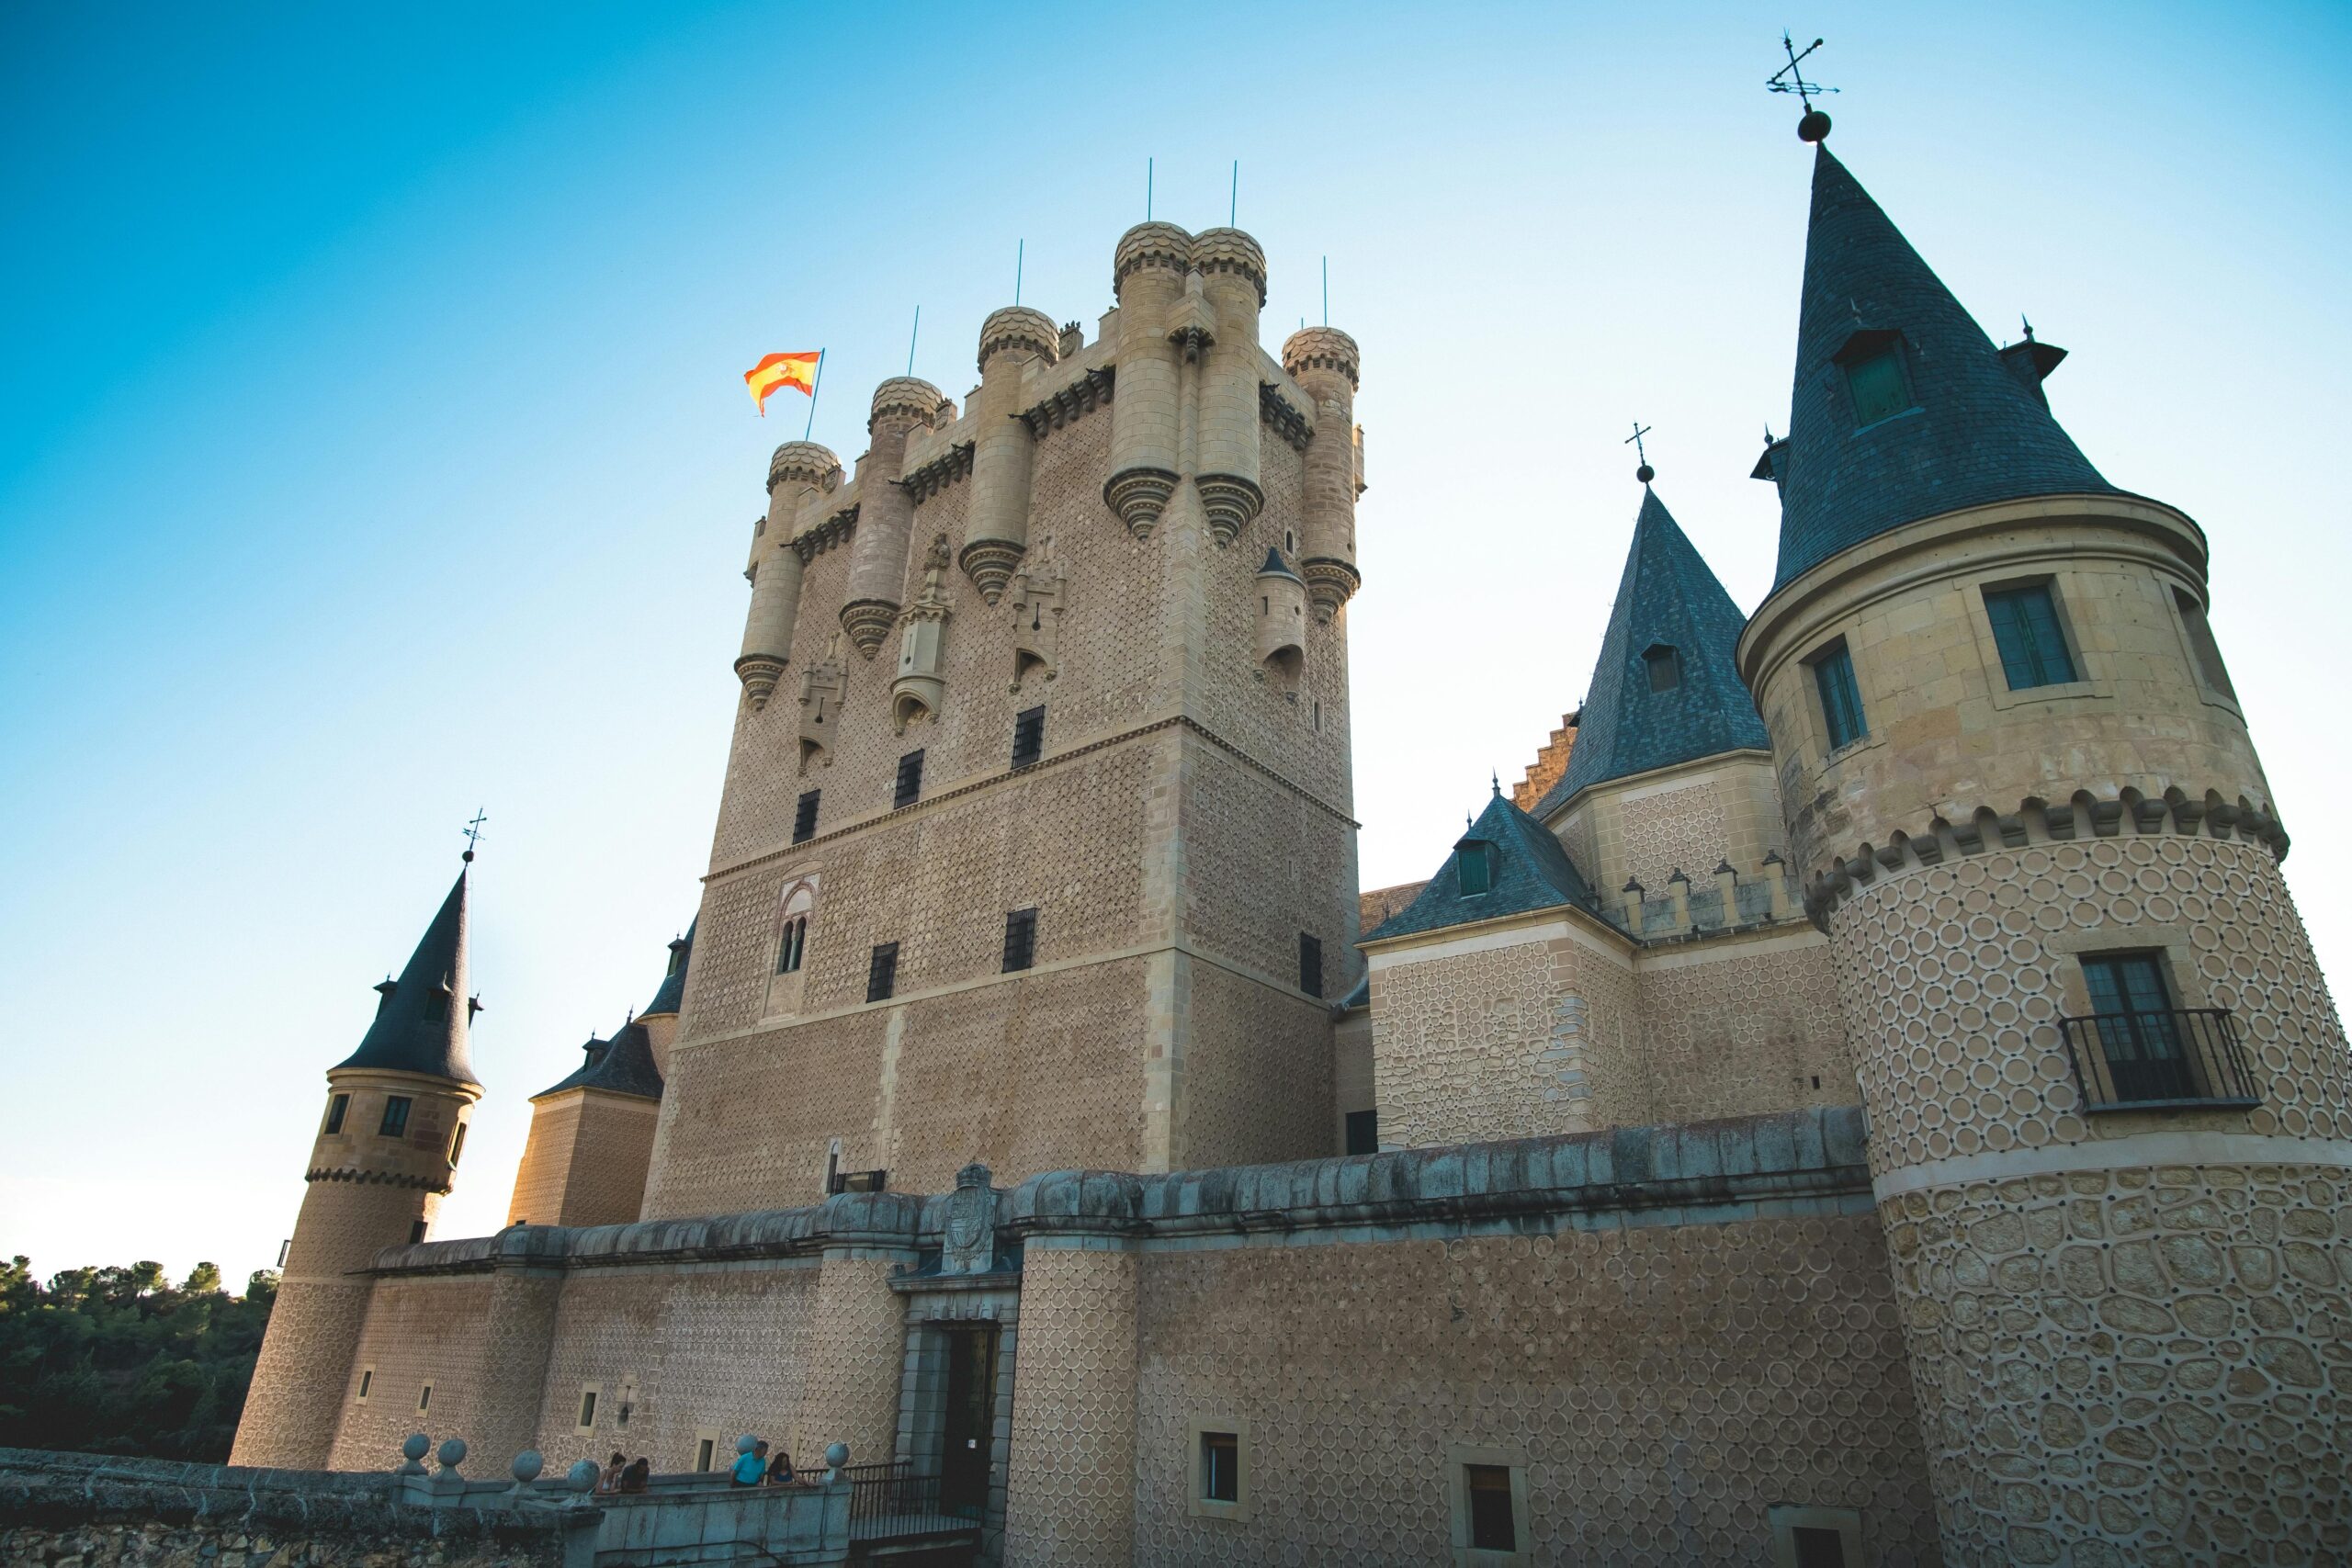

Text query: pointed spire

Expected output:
[1365,790,1599,942]
[1772,147,2114,588]
[333,863,479,1086]
[641,918,696,1019]
[1533,488,1770,817]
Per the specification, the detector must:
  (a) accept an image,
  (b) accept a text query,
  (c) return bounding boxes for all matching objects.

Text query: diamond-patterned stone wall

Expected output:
[1002,1246,1138,1566]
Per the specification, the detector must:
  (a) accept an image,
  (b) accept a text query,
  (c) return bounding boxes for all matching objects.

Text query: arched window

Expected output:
[775,882,817,976]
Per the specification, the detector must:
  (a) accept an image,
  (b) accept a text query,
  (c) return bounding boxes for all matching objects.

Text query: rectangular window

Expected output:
[695,1437,716,1473]
[1983,582,2079,689]
[1643,644,1681,692]
[323,1093,348,1134]
[1792,1525,1850,1568]
[1810,640,1868,750]
[417,1383,433,1414]
[379,1097,412,1138]
[2079,951,2191,1101]
[1457,840,1494,897]
[578,1389,597,1429]
[1344,1109,1378,1156]
[1465,1464,1517,1551]
[894,750,925,807]
[1200,1431,1238,1503]
[448,1123,467,1167]
[1002,908,1037,973]
[409,1219,427,1245]
[793,789,820,844]
[1298,933,1324,999]
[867,942,899,1003]
[1011,705,1046,769]
[1845,343,1911,425]
[356,1368,373,1401]
[2174,589,2236,699]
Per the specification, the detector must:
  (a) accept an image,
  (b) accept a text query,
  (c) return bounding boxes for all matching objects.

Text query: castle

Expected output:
[226,125,2352,1568]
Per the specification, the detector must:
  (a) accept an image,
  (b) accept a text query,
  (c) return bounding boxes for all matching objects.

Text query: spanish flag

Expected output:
[744,350,821,416]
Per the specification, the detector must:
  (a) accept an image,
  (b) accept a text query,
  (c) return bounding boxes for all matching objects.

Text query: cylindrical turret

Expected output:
[961,307,1057,603]
[1254,546,1306,694]
[1283,326,1364,621]
[232,865,481,1469]
[1104,222,1191,537]
[1191,228,1266,548]
[738,441,841,707]
[841,379,944,658]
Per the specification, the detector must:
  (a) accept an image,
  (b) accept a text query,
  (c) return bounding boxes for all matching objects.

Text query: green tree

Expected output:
[0,1253,277,1461]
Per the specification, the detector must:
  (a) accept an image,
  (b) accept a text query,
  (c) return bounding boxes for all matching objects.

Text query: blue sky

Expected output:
[4,2,2346,1284]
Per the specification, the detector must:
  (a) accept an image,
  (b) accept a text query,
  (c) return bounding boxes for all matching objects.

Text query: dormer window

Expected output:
[1643,644,1681,693]
[1456,840,1496,897]
[1834,329,1914,427]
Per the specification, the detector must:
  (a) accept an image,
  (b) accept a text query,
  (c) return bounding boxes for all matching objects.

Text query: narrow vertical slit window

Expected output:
[1298,933,1324,999]
[2173,589,2237,699]
[866,942,899,1003]
[1012,705,1046,769]
[1983,582,2079,689]
[322,1093,348,1134]
[578,1390,598,1429]
[793,789,820,844]
[1200,1431,1238,1503]
[417,1382,433,1413]
[1001,908,1037,973]
[1810,639,1868,751]
[356,1369,373,1401]
[894,750,925,807]
[447,1123,467,1167]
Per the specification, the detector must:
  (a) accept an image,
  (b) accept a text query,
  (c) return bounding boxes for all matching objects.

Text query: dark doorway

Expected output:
[937,1324,998,1519]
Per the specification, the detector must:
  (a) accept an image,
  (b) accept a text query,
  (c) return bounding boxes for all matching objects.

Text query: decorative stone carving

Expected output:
[840,599,898,659]
[890,535,953,732]
[942,1163,996,1275]
[956,539,1024,607]
[1010,536,1066,693]
[1103,468,1176,538]
[1197,473,1264,549]
[797,632,846,773]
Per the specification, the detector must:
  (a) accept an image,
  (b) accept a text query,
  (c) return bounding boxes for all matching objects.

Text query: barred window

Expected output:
[867,942,899,1003]
[894,750,924,807]
[793,789,820,843]
[1002,908,1037,973]
[1012,706,1046,769]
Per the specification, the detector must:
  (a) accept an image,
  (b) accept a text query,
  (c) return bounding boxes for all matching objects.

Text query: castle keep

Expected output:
[231,133,2351,1568]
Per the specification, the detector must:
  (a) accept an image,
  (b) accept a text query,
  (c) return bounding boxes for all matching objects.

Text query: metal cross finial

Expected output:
[462,808,488,863]
[1625,421,1656,483]
[1769,31,1838,142]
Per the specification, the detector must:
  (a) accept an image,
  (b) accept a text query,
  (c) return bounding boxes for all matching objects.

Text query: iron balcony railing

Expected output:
[2060,1007,2260,1112]
[843,1460,973,1542]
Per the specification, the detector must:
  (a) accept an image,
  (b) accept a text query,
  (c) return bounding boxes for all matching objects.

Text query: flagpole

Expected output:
[1229,161,1238,227]
[1322,257,1329,326]
[1014,240,1024,306]
[1146,157,1153,220]
[907,309,920,377]
[803,350,825,441]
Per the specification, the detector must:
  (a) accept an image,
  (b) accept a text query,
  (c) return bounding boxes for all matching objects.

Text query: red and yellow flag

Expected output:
[744,351,821,416]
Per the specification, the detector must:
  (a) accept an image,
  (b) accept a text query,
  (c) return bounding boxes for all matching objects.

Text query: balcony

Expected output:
[2060,1007,2260,1112]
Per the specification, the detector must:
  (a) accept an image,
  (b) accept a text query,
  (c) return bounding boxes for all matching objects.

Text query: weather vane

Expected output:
[463,808,488,863]
[1625,421,1656,484]
[1769,31,1838,143]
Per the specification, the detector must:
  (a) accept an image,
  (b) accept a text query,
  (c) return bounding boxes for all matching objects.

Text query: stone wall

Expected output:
[507,1091,658,1229]
[1128,1210,1937,1565]
[1636,927,1856,1124]
[1549,754,1787,900]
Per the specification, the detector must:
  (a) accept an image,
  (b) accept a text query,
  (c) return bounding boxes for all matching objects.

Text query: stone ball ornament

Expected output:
[568,1458,602,1491]
[511,1450,544,1484]
[1798,108,1832,143]
[436,1436,468,1472]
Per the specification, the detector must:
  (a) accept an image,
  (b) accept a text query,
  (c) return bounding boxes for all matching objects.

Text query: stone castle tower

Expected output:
[652,222,1367,1218]
[230,862,481,1468]
[1737,143,2349,1562]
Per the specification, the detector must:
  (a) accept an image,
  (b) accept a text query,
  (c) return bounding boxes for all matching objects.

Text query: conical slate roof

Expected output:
[1773,146,2115,588]
[333,866,479,1086]
[535,1019,664,1101]
[1533,489,1769,818]
[1365,790,1598,942]
[641,919,695,1018]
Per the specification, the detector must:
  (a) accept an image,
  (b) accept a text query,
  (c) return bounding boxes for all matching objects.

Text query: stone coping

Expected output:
[367,1109,1866,1278]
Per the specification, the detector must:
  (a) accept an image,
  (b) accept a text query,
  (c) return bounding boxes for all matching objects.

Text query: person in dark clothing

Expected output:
[618,1457,650,1494]
[765,1447,796,1485]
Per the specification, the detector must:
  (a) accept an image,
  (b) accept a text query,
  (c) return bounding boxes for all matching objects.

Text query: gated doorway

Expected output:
[937,1323,998,1519]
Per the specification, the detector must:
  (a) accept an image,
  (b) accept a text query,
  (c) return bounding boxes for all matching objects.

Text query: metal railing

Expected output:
[843,1460,972,1542]
[2060,1007,2259,1112]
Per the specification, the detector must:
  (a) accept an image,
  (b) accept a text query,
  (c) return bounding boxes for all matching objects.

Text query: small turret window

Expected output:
[322,1093,349,1135]
[1843,341,1913,427]
[1983,582,2079,689]
[1809,640,1868,751]
[2174,590,2236,699]
[1643,644,1681,692]
[379,1097,412,1138]
[448,1123,467,1168]
[424,989,448,1024]
[1456,841,1496,897]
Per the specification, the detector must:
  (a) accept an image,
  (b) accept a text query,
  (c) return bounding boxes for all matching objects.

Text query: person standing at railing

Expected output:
[595,1451,626,1495]
[732,1439,769,1487]
[764,1446,796,1486]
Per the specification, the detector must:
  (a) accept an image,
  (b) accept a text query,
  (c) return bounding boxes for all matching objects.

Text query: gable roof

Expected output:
[1533,488,1769,818]
[333,866,479,1086]
[535,1018,664,1101]
[1772,145,2115,588]
[641,919,695,1018]
[1364,790,1597,943]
